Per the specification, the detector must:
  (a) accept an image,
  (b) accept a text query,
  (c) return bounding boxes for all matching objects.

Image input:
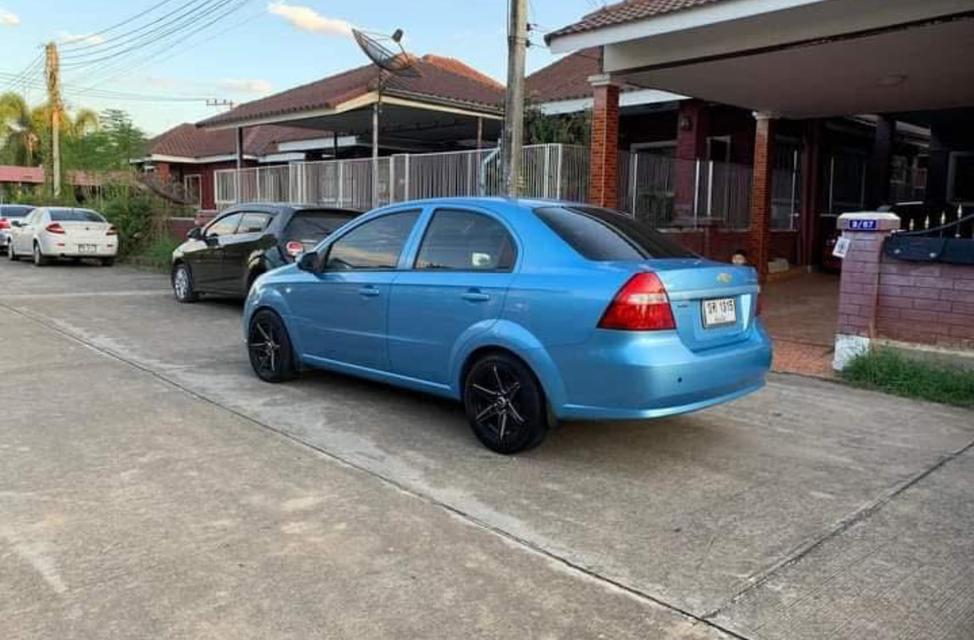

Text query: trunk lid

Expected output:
[55,220,112,241]
[617,258,760,351]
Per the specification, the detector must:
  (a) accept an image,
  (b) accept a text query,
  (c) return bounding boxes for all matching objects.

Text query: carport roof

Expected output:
[198,55,505,130]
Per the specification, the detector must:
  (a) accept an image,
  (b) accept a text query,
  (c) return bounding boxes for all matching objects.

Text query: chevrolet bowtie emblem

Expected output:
[717,272,733,284]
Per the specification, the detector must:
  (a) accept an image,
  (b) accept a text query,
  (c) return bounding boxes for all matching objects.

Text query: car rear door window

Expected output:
[534,206,696,260]
[205,213,242,238]
[415,209,515,271]
[238,212,273,234]
[284,210,357,244]
[325,210,419,270]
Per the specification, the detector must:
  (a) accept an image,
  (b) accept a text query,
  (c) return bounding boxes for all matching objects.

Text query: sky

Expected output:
[0,0,602,136]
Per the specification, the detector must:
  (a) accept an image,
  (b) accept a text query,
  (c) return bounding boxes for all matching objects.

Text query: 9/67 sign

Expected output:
[848,219,878,231]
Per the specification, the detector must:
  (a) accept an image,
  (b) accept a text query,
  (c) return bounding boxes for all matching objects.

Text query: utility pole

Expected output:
[502,0,528,197]
[45,42,62,198]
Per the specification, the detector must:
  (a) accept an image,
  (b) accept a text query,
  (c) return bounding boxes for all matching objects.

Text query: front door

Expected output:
[290,210,420,371]
[388,207,517,384]
[192,212,241,290]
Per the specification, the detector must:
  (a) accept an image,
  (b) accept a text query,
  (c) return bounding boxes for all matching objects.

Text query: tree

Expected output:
[524,105,591,146]
[63,108,145,171]
[0,91,41,165]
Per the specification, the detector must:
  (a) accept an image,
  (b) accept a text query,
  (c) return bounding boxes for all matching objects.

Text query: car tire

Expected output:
[101,257,115,267]
[33,243,49,266]
[463,352,549,454]
[171,263,199,303]
[247,309,297,383]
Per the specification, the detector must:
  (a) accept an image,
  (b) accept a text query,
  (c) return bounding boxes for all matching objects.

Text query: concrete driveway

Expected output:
[1,260,971,639]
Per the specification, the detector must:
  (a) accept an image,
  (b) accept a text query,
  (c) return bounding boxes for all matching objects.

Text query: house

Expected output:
[544,0,974,275]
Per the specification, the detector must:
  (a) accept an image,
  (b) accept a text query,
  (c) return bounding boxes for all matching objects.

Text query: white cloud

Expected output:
[59,31,105,45]
[218,78,273,95]
[0,9,20,26]
[267,1,353,37]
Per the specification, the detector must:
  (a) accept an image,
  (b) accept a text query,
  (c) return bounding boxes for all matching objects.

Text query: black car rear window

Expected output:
[534,206,696,261]
[49,209,105,223]
[0,206,32,218]
[284,209,358,244]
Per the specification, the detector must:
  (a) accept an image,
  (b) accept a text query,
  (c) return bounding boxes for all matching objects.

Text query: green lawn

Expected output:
[841,348,974,408]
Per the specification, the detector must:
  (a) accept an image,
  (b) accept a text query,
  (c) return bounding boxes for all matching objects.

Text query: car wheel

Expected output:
[33,243,49,266]
[247,310,297,383]
[171,263,199,303]
[463,352,549,454]
[101,257,115,267]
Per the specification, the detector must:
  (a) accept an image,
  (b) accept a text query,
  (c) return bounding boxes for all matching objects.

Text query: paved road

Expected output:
[1,260,972,639]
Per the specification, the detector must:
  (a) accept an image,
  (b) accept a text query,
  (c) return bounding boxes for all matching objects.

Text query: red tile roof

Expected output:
[0,165,44,184]
[147,123,321,159]
[547,0,727,42]
[526,48,603,103]
[198,55,504,128]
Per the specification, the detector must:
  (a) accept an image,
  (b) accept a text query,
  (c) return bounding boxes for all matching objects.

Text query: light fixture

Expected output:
[877,74,907,87]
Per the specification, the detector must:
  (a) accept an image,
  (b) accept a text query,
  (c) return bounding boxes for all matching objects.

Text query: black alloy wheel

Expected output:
[247,310,297,383]
[463,353,548,454]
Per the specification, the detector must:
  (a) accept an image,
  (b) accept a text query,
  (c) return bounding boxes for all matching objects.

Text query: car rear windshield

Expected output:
[284,209,357,244]
[49,209,105,223]
[0,206,32,218]
[534,206,696,261]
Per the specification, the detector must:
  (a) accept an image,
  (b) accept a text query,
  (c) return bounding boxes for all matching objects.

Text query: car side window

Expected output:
[238,212,273,234]
[325,210,420,271]
[205,213,242,238]
[414,209,516,271]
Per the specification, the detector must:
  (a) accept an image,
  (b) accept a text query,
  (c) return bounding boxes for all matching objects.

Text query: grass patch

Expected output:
[126,235,180,272]
[841,348,974,408]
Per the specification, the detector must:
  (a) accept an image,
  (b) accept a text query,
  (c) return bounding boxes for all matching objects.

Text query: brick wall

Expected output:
[875,258,974,348]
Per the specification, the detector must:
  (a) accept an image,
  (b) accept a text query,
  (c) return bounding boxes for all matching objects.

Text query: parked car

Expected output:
[7,206,117,266]
[0,204,34,255]
[171,203,361,303]
[243,198,772,454]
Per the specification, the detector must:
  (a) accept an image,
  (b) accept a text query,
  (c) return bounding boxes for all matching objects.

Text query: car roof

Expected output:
[366,196,587,214]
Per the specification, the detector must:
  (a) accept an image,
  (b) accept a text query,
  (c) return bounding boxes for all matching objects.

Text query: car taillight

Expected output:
[46,223,65,234]
[0,219,8,230]
[285,241,304,258]
[598,272,676,331]
[106,225,117,236]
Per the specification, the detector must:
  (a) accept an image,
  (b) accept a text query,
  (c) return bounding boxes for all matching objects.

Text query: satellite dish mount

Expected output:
[352,28,420,207]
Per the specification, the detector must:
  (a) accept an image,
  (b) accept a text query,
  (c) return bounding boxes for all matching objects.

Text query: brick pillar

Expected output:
[673,100,709,219]
[588,74,619,208]
[748,112,776,280]
[832,212,901,370]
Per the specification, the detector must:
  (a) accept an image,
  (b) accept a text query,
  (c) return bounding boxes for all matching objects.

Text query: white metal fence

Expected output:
[214,144,590,211]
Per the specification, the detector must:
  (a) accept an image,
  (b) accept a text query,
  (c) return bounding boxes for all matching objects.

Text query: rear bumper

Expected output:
[38,236,117,258]
[547,323,773,420]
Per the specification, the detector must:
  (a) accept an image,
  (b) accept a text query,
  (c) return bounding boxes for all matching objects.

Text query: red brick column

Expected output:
[588,74,619,208]
[832,212,901,369]
[747,113,776,280]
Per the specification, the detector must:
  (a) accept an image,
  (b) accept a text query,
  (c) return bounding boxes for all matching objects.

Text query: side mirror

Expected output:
[297,251,318,272]
[187,227,202,240]
[11,220,23,228]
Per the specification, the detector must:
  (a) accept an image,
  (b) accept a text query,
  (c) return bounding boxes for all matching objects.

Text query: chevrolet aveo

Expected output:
[244,198,772,454]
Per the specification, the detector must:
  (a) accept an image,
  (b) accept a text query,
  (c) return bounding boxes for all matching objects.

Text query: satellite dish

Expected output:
[352,28,421,78]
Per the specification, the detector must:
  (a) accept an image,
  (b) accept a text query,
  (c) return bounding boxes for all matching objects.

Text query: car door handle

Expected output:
[461,290,491,302]
[358,286,381,297]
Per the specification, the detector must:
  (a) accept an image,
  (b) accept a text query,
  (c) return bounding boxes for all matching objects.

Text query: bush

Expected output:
[131,234,181,271]
[841,348,974,408]
[99,188,156,257]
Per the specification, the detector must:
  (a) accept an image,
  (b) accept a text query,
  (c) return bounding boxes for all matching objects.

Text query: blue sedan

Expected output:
[243,198,772,453]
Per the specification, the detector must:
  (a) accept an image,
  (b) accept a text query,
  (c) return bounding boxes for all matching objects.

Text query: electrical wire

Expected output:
[60,0,206,54]
[59,0,181,49]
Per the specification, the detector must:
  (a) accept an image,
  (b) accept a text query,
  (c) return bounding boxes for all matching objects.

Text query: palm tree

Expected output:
[0,91,40,165]
[68,108,99,137]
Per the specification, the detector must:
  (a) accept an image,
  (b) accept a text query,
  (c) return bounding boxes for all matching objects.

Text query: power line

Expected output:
[0,71,212,102]
[70,0,257,91]
[1,52,44,91]
[59,0,181,49]
[60,0,199,53]
[62,0,237,66]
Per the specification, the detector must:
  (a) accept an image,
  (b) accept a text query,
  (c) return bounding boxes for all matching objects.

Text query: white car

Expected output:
[8,206,117,266]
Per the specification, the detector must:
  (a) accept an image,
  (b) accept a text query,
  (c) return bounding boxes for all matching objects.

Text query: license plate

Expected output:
[78,244,97,254]
[703,297,737,327]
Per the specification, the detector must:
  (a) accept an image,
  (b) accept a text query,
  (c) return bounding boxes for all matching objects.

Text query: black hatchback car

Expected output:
[171,203,360,302]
